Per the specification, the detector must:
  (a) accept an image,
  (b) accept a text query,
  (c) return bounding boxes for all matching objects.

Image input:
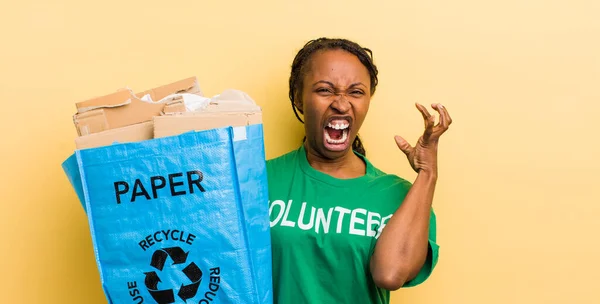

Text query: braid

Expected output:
[352,135,366,156]
[288,37,379,156]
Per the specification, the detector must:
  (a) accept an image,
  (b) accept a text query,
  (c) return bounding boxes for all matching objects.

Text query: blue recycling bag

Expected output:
[62,124,272,304]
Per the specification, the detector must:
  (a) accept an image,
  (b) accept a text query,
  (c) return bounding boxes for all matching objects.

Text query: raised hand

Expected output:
[394,103,452,175]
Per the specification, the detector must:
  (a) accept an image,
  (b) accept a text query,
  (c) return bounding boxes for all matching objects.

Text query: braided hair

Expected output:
[288,37,379,156]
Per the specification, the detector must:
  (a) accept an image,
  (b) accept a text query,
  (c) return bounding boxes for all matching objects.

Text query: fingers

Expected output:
[431,103,452,134]
[416,103,435,138]
[433,103,445,127]
[441,103,453,126]
[430,104,446,129]
[394,135,413,157]
[412,103,453,142]
[415,103,431,121]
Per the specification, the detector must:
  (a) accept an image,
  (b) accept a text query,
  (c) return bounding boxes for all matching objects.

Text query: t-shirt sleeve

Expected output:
[403,208,440,288]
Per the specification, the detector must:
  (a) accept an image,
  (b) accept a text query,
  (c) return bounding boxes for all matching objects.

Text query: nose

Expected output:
[331,94,351,113]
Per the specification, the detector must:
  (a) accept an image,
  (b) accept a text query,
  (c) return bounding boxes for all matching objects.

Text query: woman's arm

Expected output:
[370,103,451,290]
[370,171,436,290]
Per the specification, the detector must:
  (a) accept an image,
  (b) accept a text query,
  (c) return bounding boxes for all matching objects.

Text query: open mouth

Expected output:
[323,118,351,151]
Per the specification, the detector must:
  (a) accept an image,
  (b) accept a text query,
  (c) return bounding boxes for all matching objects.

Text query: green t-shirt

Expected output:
[266,145,439,304]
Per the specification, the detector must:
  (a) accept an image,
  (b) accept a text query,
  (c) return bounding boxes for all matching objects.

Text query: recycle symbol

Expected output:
[144,247,202,304]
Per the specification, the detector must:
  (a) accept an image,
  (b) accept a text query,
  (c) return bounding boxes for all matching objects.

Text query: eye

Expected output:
[350,90,365,96]
[316,87,334,94]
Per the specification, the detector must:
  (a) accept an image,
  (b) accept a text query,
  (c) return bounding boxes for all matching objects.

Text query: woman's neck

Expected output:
[304,143,366,179]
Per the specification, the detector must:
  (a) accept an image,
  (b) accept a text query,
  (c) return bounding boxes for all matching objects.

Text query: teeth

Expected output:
[327,122,349,130]
[325,129,348,144]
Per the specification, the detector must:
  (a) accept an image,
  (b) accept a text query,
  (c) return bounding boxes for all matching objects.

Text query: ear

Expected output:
[293,94,304,114]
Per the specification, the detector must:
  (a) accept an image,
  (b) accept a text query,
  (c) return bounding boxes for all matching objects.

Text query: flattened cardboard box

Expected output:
[73,77,200,136]
[133,77,202,101]
[75,111,261,150]
[153,112,263,138]
[75,122,154,150]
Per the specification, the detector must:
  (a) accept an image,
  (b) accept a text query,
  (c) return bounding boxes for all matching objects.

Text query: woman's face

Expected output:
[297,49,371,159]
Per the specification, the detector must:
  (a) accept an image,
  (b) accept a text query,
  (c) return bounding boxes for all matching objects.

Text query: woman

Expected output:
[266,37,452,303]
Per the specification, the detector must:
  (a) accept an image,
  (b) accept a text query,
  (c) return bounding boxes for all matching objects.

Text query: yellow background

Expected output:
[1,0,598,303]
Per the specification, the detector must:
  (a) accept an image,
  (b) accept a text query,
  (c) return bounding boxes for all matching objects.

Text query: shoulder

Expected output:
[363,155,413,195]
[265,147,303,197]
[266,147,301,177]
[267,148,299,168]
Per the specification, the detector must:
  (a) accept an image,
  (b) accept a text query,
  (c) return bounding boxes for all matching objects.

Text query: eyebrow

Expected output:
[311,80,367,88]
